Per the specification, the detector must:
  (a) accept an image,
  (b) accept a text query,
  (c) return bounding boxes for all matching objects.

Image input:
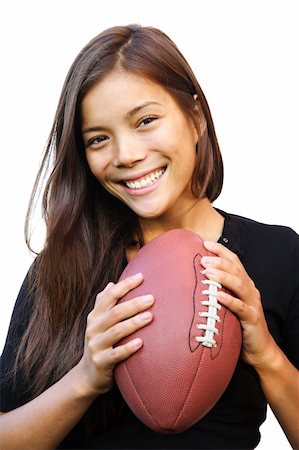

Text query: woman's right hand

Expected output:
[74,273,154,398]
[0,273,153,450]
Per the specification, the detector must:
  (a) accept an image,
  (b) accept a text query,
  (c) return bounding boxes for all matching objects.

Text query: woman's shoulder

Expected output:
[219,208,299,248]
[224,209,296,232]
[216,209,299,275]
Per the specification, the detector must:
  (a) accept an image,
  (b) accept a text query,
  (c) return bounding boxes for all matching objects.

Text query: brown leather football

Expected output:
[114,228,242,433]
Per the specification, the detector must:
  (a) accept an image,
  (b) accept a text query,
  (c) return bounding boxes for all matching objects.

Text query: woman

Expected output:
[0,24,298,449]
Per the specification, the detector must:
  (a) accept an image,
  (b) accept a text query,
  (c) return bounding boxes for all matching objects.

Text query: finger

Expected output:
[94,273,144,310]
[97,338,144,367]
[201,255,240,277]
[216,290,247,320]
[88,294,154,334]
[217,290,263,328]
[203,266,254,300]
[203,240,242,267]
[89,309,153,350]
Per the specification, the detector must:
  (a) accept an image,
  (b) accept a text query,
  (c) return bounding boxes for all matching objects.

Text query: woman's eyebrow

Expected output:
[126,101,162,118]
[82,101,162,134]
[82,125,106,134]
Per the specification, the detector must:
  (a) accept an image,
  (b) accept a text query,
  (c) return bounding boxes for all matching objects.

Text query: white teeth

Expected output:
[124,168,165,189]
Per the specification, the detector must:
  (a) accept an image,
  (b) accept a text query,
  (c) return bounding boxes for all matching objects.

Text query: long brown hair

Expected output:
[11,24,223,433]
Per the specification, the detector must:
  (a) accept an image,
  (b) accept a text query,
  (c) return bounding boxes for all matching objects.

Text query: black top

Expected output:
[1,210,299,449]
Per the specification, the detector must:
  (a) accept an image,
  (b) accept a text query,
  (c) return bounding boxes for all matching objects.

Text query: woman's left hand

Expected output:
[201,240,276,369]
[201,241,299,449]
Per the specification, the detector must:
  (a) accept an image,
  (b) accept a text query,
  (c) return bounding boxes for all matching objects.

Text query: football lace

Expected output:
[195,279,222,348]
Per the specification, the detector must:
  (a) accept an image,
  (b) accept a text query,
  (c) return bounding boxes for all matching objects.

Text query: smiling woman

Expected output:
[0,24,298,450]
[82,72,200,221]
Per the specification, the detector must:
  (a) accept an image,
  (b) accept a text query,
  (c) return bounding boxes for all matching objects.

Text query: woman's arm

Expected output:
[0,366,97,450]
[201,241,299,449]
[254,341,299,449]
[0,274,154,450]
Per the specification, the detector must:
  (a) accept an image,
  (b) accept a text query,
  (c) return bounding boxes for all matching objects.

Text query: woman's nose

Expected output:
[113,137,147,167]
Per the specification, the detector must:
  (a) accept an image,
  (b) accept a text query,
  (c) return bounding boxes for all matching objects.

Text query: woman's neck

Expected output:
[138,198,224,246]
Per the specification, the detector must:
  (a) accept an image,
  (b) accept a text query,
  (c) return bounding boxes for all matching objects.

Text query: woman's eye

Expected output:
[87,135,108,147]
[139,116,157,127]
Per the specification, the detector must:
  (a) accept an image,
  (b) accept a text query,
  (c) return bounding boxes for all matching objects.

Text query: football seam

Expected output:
[189,252,203,353]
[172,305,238,431]
[188,252,227,358]
[171,344,208,430]
[121,360,161,430]
[190,252,225,354]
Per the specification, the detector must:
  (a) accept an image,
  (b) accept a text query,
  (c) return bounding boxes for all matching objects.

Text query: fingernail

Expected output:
[142,294,154,304]
[201,256,215,264]
[204,240,217,249]
[139,311,152,321]
[132,272,143,280]
[205,267,216,275]
[131,338,142,349]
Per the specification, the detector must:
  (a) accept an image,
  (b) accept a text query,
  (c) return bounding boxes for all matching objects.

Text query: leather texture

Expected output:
[114,229,242,433]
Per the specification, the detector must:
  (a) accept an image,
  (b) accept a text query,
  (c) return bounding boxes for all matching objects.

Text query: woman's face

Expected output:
[81,71,199,221]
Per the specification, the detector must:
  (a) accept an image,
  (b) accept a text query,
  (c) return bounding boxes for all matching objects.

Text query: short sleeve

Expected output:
[0,269,35,411]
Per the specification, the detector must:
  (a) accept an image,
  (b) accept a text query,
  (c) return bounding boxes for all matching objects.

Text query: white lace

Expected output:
[195,280,222,348]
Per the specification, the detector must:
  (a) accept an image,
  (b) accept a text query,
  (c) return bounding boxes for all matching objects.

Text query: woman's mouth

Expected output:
[123,168,166,190]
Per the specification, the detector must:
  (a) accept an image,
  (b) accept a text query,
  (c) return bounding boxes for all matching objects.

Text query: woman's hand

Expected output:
[201,241,276,369]
[0,274,154,450]
[201,241,299,448]
[74,273,154,398]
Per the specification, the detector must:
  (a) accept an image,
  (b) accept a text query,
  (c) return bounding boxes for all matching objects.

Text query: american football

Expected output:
[114,228,242,433]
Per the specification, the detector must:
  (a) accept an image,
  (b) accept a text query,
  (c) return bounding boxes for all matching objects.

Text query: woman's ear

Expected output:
[193,94,207,141]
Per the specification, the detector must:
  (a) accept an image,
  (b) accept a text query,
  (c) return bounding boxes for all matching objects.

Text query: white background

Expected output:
[0,0,298,448]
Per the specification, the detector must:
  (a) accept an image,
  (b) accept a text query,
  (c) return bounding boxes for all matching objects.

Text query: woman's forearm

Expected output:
[0,365,97,450]
[0,276,156,450]
[255,340,299,449]
[201,242,299,448]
